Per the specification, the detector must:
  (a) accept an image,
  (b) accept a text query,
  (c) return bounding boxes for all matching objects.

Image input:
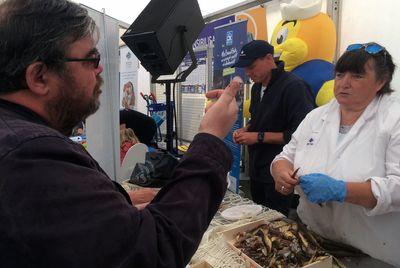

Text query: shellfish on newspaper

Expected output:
[234,219,329,267]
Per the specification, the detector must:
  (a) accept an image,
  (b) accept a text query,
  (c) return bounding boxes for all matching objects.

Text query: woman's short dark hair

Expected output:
[0,0,97,94]
[335,43,396,96]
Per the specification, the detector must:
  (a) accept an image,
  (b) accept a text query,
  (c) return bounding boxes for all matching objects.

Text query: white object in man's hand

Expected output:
[231,76,244,85]
[200,79,241,139]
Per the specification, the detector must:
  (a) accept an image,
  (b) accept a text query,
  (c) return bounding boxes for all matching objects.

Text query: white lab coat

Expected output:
[273,95,400,267]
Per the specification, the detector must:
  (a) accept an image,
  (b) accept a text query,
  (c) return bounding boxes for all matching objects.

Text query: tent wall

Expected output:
[338,0,400,92]
[263,0,400,91]
[84,6,121,181]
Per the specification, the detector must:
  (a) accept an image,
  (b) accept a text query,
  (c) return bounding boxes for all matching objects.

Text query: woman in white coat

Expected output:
[271,42,400,267]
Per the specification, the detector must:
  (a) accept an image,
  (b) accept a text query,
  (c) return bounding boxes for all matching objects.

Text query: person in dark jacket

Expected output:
[232,40,315,215]
[0,0,239,267]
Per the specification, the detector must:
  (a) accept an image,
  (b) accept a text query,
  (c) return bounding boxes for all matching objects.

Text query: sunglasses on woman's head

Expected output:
[346,43,386,55]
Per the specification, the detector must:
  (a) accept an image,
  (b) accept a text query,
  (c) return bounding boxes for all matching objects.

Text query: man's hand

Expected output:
[233,126,248,143]
[135,202,150,210]
[233,132,258,145]
[300,173,347,203]
[128,188,158,205]
[200,80,241,139]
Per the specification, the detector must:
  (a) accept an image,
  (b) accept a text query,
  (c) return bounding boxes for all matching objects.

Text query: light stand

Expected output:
[151,26,197,155]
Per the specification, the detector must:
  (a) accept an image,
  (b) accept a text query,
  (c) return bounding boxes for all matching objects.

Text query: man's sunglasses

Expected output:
[64,54,101,68]
[346,43,386,55]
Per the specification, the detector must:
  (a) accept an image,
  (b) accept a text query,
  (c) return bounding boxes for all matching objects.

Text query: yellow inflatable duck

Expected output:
[271,0,336,106]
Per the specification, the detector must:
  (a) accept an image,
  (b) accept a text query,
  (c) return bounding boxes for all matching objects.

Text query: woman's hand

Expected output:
[300,173,346,203]
[300,173,378,209]
[271,159,299,195]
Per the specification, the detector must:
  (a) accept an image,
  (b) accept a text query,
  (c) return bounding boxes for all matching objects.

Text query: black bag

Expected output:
[129,151,179,187]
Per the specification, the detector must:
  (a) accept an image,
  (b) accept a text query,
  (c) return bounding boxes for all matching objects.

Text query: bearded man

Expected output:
[0,0,239,267]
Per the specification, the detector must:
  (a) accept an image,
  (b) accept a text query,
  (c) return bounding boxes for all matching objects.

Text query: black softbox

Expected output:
[121,0,205,78]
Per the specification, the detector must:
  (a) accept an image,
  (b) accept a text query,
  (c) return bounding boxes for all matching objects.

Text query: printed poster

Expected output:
[213,20,248,193]
[120,46,139,110]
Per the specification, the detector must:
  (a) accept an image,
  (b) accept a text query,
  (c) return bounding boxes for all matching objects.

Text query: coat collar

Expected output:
[0,98,49,126]
[319,96,382,162]
[268,61,285,88]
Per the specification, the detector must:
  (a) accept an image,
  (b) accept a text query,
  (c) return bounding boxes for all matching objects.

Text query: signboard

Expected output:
[179,50,208,141]
[193,16,235,49]
[178,16,235,142]
[235,6,267,40]
[180,51,207,94]
[213,20,247,193]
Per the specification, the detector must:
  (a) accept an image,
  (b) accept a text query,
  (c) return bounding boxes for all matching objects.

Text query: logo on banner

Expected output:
[126,52,131,60]
[226,31,233,46]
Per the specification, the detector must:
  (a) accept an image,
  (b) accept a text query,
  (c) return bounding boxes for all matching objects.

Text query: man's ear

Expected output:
[25,62,51,96]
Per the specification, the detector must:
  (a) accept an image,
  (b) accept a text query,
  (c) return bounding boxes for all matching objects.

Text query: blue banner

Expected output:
[193,16,235,50]
[213,21,247,193]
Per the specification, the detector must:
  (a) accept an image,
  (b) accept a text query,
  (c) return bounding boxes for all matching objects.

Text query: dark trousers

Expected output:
[250,179,293,216]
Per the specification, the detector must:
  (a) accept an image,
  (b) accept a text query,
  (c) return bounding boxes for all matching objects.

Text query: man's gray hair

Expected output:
[0,0,97,93]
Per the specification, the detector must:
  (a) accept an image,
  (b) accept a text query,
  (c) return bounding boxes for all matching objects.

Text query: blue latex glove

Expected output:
[300,173,347,203]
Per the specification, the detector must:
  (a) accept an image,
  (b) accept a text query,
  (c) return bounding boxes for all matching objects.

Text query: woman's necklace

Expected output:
[340,109,364,126]
[339,124,352,134]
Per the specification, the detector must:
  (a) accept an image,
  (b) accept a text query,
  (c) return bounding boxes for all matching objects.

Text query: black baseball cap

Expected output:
[232,40,274,68]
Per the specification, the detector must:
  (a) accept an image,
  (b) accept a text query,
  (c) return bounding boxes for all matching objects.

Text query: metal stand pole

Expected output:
[165,82,174,153]
[152,27,198,155]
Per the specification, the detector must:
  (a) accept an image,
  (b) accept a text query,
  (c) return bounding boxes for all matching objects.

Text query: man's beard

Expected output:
[46,73,104,136]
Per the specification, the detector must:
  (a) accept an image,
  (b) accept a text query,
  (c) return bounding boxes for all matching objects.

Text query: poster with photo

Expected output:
[120,46,139,110]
